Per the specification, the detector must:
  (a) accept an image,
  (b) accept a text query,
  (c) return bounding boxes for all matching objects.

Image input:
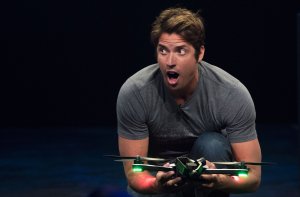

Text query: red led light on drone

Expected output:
[231,176,240,182]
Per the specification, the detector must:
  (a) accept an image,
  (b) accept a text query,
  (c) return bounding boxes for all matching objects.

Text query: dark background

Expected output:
[0,1,300,196]
[1,0,299,127]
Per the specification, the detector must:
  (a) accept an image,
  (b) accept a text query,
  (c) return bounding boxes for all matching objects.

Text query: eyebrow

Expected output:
[157,43,188,49]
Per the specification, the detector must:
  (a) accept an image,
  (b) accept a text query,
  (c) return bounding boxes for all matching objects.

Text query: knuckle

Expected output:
[166,181,173,187]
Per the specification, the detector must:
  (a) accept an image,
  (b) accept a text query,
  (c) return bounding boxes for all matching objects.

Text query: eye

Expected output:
[158,47,167,55]
[178,48,186,55]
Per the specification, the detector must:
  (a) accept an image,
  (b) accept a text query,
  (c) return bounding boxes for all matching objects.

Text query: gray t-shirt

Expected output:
[117,61,257,158]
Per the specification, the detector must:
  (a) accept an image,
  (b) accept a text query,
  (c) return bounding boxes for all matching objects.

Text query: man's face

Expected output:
[157,33,204,94]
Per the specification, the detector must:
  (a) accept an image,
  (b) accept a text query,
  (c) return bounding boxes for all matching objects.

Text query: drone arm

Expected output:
[132,164,174,172]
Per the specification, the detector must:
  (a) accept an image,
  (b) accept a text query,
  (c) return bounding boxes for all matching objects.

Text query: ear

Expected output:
[197,46,205,62]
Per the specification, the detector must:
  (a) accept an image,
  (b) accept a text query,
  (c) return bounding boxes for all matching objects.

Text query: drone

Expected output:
[105,155,274,180]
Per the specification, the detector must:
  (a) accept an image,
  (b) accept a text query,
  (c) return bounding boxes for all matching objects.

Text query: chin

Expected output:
[167,85,182,93]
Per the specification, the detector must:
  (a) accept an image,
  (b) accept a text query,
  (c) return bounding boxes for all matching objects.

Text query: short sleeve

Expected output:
[116,79,149,140]
[221,83,257,143]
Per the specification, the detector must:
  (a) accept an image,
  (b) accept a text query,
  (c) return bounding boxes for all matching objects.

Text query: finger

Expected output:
[157,171,175,184]
[163,162,171,167]
[200,182,214,188]
[156,173,182,192]
[157,163,175,179]
[200,174,217,182]
[194,175,215,189]
[165,176,182,187]
[205,160,216,169]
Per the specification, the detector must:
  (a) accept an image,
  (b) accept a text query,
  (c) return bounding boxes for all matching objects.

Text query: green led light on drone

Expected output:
[132,166,143,172]
[238,171,248,177]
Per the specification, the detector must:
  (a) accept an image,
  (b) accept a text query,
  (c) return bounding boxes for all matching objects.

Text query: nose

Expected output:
[166,53,176,68]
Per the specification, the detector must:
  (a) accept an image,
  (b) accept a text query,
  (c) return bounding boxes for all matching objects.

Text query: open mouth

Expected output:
[166,71,179,85]
[167,71,179,79]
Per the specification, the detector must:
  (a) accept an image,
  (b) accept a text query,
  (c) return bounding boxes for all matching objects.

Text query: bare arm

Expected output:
[229,138,262,192]
[200,138,262,193]
[118,136,181,194]
[118,136,156,193]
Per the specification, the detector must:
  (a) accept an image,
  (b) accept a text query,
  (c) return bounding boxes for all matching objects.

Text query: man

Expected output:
[116,7,261,197]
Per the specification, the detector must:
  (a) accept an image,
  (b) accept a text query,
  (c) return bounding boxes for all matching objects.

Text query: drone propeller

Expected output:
[212,161,275,166]
[104,155,169,162]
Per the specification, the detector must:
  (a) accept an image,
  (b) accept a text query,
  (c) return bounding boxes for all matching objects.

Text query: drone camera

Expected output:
[175,157,206,178]
[175,157,189,177]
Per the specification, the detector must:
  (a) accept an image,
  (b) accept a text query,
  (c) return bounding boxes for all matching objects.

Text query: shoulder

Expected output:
[117,63,162,109]
[199,61,252,104]
[199,61,254,117]
[119,64,161,95]
[200,61,242,90]
[116,64,161,140]
[200,62,257,142]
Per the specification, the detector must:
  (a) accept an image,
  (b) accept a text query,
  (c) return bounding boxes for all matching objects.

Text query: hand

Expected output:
[197,160,229,190]
[154,163,182,193]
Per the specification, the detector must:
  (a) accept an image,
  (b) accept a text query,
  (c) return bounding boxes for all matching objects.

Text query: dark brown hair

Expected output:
[151,7,205,59]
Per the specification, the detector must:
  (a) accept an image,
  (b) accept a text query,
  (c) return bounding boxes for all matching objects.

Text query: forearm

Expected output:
[126,170,158,194]
[119,137,158,193]
[220,169,261,193]
[224,139,262,193]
